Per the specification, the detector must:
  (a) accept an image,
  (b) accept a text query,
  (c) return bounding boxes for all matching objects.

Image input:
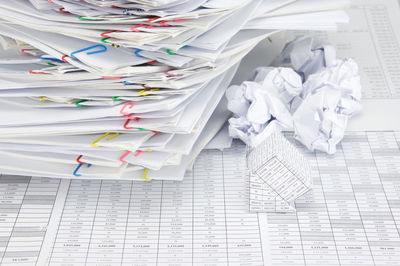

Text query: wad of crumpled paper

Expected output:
[226,36,362,154]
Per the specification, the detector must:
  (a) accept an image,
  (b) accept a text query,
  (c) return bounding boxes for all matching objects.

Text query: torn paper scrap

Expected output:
[247,132,312,213]
[292,58,362,154]
[226,67,302,147]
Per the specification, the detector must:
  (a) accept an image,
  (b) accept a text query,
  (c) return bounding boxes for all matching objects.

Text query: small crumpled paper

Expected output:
[226,36,362,154]
[226,67,302,147]
[280,35,337,82]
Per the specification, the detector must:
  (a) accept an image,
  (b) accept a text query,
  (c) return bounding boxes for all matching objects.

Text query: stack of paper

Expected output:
[0,0,349,180]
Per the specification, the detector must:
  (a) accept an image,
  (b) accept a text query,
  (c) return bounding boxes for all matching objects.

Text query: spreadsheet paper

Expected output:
[0,132,399,265]
[289,0,400,131]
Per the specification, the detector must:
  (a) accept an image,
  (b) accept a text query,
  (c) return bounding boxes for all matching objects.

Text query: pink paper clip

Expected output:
[120,102,135,119]
[120,151,131,163]
[135,150,144,157]
[164,71,183,77]
[131,24,144,32]
[158,20,170,26]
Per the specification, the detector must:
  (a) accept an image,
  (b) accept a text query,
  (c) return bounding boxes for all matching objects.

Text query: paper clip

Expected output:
[61,55,69,63]
[173,18,186,22]
[76,155,85,164]
[138,88,159,96]
[91,132,119,147]
[29,70,49,75]
[39,56,64,63]
[101,76,120,79]
[158,20,170,26]
[134,49,143,57]
[120,102,136,119]
[122,81,133,85]
[123,117,140,130]
[135,150,144,157]
[100,30,122,38]
[147,60,158,65]
[166,49,176,55]
[164,71,183,77]
[73,163,91,177]
[78,16,100,21]
[135,149,152,157]
[141,84,151,89]
[146,17,159,23]
[75,99,87,107]
[120,151,131,163]
[131,24,144,32]
[21,49,30,55]
[112,96,122,101]
[59,8,69,13]
[39,97,47,101]
[70,44,107,59]
[142,168,152,181]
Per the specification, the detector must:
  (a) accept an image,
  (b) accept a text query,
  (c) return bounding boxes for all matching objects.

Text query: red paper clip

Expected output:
[29,70,49,75]
[59,8,69,13]
[100,30,123,38]
[76,155,84,164]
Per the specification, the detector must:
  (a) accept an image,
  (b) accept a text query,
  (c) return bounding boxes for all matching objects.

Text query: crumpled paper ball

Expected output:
[226,67,302,147]
[280,36,337,82]
[292,58,362,154]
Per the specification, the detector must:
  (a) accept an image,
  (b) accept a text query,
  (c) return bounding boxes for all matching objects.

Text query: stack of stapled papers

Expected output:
[0,0,349,180]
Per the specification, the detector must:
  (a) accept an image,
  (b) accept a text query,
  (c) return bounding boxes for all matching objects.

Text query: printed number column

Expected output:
[367,131,400,264]
[294,140,339,266]
[340,133,376,264]
[316,146,367,265]
[223,144,264,265]
[122,180,162,264]
[0,176,30,264]
[193,149,228,265]
[2,177,59,265]
[157,173,193,265]
[49,180,101,264]
[86,180,132,264]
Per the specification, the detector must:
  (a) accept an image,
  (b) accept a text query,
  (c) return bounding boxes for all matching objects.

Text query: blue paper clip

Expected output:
[73,163,92,177]
[121,81,133,85]
[39,57,65,63]
[70,44,107,59]
[134,49,143,57]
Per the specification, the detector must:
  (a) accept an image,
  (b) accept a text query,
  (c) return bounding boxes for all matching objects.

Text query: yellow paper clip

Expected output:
[138,88,159,96]
[91,132,119,147]
[142,168,152,181]
[39,97,48,101]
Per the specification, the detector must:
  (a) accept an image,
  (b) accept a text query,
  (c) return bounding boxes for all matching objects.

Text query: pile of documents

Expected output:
[0,0,350,180]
